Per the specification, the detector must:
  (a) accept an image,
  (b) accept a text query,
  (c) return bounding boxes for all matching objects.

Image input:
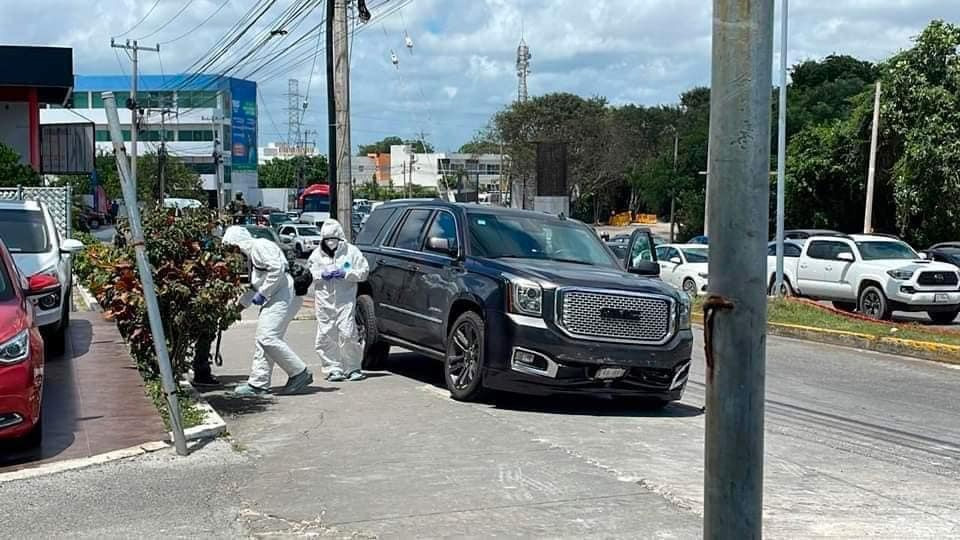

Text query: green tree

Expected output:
[92,151,202,204]
[357,136,433,155]
[0,142,41,187]
[258,155,329,188]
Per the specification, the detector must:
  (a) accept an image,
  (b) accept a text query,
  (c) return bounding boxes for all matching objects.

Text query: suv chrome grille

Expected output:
[558,290,673,343]
[917,271,959,287]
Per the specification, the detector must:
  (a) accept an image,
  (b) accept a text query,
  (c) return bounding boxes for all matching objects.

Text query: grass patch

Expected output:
[146,380,207,430]
[694,297,960,347]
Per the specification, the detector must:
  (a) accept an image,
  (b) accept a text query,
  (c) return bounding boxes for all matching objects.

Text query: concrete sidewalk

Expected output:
[0,313,167,473]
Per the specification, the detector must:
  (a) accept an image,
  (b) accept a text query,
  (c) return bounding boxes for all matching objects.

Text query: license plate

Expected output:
[935,293,950,303]
[595,367,627,380]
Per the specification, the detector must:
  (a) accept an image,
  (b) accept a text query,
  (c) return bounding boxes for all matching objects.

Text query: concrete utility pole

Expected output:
[669,126,679,243]
[157,106,176,202]
[863,81,882,234]
[704,1,774,538]
[111,39,159,192]
[103,91,188,456]
[774,0,789,295]
[333,0,353,239]
[203,100,225,213]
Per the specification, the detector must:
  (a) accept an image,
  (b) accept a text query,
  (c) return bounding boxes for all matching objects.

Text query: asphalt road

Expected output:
[4,322,959,538]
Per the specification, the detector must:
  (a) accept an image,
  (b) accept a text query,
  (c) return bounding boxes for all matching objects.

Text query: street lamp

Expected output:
[774,0,789,296]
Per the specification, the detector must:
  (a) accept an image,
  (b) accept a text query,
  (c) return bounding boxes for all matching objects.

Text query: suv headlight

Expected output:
[509,278,543,317]
[0,330,30,365]
[678,294,692,330]
[887,269,915,281]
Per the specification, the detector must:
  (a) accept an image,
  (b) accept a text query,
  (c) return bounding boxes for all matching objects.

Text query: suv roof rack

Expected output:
[857,232,900,240]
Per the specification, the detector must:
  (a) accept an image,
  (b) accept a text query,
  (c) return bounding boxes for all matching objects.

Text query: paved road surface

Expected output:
[4,322,959,538]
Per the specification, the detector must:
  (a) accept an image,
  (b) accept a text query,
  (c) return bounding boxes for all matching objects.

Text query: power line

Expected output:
[135,0,196,41]
[159,0,231,45]
[113,0,162,38]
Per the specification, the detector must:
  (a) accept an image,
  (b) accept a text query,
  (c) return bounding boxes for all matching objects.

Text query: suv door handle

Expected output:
[376,258,387,266]
[825,265,833,271]
[407,263,420,271]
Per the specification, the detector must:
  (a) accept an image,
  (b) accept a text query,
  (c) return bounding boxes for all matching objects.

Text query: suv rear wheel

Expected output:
[356,295,389,370]
[444,311,485,402]
[859,285,891,321]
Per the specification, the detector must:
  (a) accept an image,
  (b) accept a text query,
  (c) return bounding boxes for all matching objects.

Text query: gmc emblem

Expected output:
[600,307,645,322]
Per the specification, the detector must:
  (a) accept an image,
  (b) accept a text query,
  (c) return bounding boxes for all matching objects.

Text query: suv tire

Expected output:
[928,310,959,324]
[858,285,891,321]
[356,295,389,370]
[444,311,486,402]
[768,277,794,297]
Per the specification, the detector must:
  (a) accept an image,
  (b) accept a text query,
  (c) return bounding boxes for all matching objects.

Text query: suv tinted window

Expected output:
[769,243,802,257]
[390,209,432,251]
[356,207,397,246]
[424,211,458,255]
[0,210,50,253]
[807,240,852,260]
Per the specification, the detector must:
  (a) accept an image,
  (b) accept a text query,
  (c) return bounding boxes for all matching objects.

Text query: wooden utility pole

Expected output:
[864,81,881,233]
[332,0,353,239]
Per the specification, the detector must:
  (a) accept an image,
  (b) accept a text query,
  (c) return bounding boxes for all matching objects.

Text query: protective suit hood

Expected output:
[320,219,346,241]
[222,225,255,255]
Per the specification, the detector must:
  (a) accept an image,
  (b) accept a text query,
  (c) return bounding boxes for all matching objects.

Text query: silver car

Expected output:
[0,201,83,353]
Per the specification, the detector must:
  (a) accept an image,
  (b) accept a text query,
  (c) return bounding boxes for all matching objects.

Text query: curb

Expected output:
[0,441,168,484]
[75,282,101,312]
[692,314,960,365]
[178,378,228,441]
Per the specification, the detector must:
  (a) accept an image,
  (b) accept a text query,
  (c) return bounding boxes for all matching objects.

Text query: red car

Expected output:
[0,239,45,445]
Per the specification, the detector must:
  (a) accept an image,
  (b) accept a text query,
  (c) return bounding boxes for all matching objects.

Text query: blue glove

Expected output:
[322,268,346,280]
[251,292,267,306]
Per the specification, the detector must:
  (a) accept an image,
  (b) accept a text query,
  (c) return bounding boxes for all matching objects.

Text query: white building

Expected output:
[389,145,504,190]
[39,74,259,207]
[258,142,320,165]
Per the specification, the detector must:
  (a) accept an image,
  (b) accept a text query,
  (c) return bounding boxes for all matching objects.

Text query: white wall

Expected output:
[0,101,30,163]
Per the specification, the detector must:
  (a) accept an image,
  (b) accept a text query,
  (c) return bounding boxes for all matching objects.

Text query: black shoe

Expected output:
[192,373,221,387]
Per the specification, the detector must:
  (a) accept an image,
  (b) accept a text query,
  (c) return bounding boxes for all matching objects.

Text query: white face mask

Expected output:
[324,239,340,251]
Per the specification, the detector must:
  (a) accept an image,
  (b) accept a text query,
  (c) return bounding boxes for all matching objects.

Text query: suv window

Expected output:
[424,211,458,255]
[768,243,802,257]
[467,212,616,267]
[807,240,853,260]
[356,207,397,246]
[629,234,654,267]
[390,209,433,251]
[0,209,50,253]
[657,247,680,262]
[280,226,294,236]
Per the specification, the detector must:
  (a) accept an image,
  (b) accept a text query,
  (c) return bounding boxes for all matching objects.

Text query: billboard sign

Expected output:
[40,122,95,174]
[230,79,258,171]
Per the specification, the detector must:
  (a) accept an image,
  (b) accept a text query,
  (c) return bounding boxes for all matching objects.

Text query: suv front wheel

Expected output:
[356,295,389,370]
[859,285,891,321]
[444,311,486,401]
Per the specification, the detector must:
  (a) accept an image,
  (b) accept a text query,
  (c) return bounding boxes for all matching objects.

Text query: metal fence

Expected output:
[0,185,73,238]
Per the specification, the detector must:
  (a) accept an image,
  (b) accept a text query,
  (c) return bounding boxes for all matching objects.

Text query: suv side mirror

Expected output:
[837,252,854,262]
[61,239,84,253]
[628,260,661,277]
[427,237,457,257]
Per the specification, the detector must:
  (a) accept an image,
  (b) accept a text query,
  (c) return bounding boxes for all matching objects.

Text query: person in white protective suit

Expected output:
[221,226,314,395]
[307,219,370,382]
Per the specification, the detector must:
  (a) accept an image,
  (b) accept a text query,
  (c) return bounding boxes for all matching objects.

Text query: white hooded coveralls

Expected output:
[307,219,370,375]
[222,226,307,388]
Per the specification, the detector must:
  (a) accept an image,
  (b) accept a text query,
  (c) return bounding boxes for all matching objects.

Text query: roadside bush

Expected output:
[76,207,246,380]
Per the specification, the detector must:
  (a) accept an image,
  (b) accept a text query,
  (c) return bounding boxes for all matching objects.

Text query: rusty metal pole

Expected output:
[703,0,774,538]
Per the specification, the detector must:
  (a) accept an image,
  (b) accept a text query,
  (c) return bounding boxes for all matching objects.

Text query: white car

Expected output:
[766,239,805,295]
[793,234,960,321]
[655,244,709,297]
[0,201,84,353]
[278,223,324,258]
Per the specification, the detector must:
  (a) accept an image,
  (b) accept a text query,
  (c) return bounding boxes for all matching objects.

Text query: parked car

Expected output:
[789,233,960,321]
[654,244,710,297]
[278,224,323,258]
[268,211,294,230]
[75,205,107,231]
[925,242,960,269]
[355,201,691,405]
[765,239,805,295]
[688,235,708,245]
[244,225,295,265]
[0,201,84,353]
[0,238,45,446]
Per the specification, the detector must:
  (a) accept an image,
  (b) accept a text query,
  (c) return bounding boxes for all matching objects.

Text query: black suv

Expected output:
[354,201,693,404]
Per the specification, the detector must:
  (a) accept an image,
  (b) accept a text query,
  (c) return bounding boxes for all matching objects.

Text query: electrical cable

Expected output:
[160,0,231,45]
[135,0,196,41]
[113,0,162,39]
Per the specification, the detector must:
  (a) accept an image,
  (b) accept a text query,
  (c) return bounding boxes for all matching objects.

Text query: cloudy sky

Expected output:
[4,0,956,151]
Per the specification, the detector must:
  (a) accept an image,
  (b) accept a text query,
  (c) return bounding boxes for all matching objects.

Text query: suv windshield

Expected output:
[856,241,917,260]
[680,247,708,263]
[0,209,50,253]
[468,213,615,267]
[294,226,320,236]
[246,227,278,242]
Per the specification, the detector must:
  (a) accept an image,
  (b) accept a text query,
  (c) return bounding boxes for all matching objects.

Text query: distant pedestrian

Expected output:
[307,219,369,382]
[221,226,314,395]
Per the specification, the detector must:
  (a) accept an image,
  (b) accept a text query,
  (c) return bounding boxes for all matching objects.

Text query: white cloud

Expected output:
[2,0,953,150]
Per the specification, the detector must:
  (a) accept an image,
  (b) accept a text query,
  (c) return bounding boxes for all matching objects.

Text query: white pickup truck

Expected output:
[782,234,960,322]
